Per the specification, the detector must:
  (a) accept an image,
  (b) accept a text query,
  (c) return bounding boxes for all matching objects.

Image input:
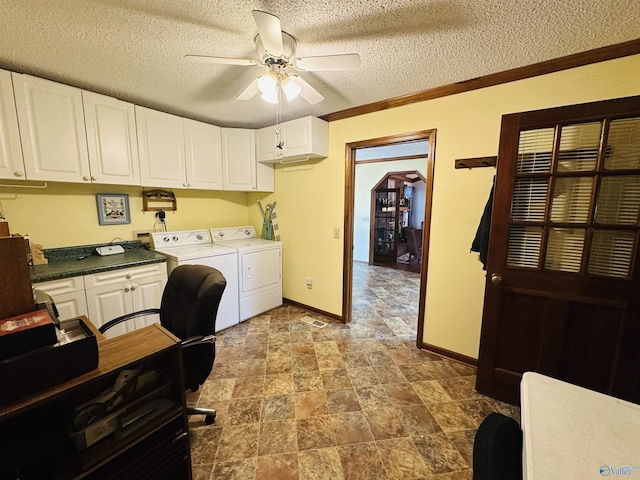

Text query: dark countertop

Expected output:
[30,241,167,283]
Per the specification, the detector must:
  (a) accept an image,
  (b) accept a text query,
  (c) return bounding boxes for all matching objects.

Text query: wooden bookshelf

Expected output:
[0,321,191,479]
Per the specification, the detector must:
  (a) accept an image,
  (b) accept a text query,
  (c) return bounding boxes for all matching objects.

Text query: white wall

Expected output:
[353,158,426,262]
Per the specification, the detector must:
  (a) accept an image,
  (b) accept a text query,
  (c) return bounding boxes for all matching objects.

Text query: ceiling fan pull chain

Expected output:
[275,90,284,151]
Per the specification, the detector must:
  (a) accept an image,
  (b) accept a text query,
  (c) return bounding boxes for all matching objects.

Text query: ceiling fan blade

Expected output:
[294,53,361,71]
[252,10,283,57]
[289,75,324,105]
[184,54,258,66]
[236,77,260,100]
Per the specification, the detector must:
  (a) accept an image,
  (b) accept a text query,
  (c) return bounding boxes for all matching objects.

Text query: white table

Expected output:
[520,372,640,479]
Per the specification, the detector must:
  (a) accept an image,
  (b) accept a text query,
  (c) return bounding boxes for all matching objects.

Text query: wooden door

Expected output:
[372,188,400,264]
[476,95,640,405]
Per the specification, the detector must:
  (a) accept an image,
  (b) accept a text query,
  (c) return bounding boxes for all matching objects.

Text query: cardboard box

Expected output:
[0,317,99,404]
[0,236,35,319]
[0,309,57,360]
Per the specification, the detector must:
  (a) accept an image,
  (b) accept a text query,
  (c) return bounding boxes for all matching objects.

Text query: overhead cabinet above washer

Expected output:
[256,116,328,164]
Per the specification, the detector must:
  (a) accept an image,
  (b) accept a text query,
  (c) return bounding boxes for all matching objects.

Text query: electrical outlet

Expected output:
[306,277,312,289]
[333,228,340,239]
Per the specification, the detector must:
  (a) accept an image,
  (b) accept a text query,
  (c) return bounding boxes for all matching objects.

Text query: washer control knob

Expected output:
[163,237,170,242]
[244,230,250,236]
[196,234,204,241]
[173,236,179,242]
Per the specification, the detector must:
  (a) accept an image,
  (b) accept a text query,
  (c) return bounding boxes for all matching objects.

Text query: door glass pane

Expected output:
[517,128,554,173]
[596,176,640,225]
[544,228,585,273]
[511,178,548,221]
[604,117,640,170]
[588,230,635,278]
[507,226,542,268]
[558,122,602,172]
[550,177,594,223]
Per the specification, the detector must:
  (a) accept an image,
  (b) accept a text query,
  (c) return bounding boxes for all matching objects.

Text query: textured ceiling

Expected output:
[0,0,639,129]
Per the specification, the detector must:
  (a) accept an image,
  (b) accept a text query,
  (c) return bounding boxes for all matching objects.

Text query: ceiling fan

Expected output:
[185,10,361,105]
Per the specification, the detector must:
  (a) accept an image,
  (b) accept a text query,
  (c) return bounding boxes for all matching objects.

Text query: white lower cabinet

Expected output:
[32,276,88,321]
[84,263,167,339]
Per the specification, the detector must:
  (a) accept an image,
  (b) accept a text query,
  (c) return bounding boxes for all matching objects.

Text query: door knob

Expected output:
[490,274,502,284]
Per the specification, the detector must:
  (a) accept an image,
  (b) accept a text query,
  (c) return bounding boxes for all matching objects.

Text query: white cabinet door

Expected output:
[86,281,134,339]
[0,69,25,180]
[256,116,328,164]
[221,128,256,191]
[184,118,223,190]
[130,274,165,329]
[33,276,88,321]
[13,73,91,183]
[85,264,166,338]
[136,106,186,188]
[83,91,140,186]
[282,117,313,158]
[256,125,281,162]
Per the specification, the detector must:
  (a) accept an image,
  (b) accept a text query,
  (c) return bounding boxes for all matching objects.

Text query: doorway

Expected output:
[342,130,436,350]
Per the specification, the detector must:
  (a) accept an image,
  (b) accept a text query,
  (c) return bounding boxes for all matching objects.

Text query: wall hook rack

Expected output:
[455,156,497,169]
[142,189,176,211]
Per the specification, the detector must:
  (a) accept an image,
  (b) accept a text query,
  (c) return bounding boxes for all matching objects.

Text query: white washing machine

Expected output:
[150,229,239,332]
[210,226,282,321]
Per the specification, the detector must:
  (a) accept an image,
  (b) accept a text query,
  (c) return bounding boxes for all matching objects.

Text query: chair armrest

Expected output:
[181,334,216,349]
[98,308,161,334]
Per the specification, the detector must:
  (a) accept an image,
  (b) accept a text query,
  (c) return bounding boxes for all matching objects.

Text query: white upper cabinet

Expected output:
[0,69,25,180]
[256,116,328,164]
[184,118,223,190]
[136,106,186,189]
[12,73,91,182]
[221,128,256,191]
[83,91,140,186]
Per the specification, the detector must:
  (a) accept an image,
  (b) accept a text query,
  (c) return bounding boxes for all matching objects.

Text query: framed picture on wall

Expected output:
[96,193,131,225]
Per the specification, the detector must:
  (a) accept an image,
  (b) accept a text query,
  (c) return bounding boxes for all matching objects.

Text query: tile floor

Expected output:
[188,263,519,480]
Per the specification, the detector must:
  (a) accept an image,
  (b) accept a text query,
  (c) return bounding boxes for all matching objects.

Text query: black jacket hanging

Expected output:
[471,177,495,270]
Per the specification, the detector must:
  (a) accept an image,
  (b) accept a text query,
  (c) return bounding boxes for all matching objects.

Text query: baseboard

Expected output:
[282,298,343,322]
[419,341,478,367]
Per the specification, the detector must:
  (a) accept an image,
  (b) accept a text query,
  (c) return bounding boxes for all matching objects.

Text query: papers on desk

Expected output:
[521,372,640,480]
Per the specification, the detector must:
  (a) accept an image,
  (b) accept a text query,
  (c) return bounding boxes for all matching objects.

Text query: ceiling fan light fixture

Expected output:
[281,76,301,101]
[261,90,279,104]
[257,72,278,95]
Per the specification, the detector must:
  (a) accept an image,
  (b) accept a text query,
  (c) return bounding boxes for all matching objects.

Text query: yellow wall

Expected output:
[0,182,253,248]
[3,55,640,359]
[272,54,640,358]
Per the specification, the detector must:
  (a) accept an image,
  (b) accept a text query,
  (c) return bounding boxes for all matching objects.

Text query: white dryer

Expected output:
[150,230,239,332]
[210,226,282,321]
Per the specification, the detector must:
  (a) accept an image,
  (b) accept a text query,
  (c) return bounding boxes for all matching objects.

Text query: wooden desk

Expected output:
[0,319,192,479]
[521,372,640,480]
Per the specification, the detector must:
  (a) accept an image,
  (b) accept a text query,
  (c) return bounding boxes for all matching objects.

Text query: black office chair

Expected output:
[472,412,523,480]
[99,264,226,425]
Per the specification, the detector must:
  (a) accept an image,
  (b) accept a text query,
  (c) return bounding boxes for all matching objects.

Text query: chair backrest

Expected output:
[160,264,226,391]
[473,412,523,480]
[405,226,423,260]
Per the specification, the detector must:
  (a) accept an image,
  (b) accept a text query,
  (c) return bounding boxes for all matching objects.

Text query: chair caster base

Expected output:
[205,413,216,425]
